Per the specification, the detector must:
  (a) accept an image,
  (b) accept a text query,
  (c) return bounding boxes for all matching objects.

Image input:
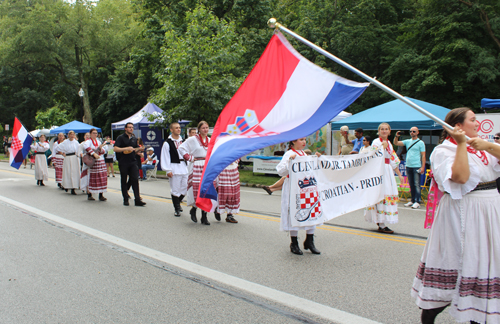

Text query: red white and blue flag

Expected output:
[9,117,33,169]
[196,32,369,211]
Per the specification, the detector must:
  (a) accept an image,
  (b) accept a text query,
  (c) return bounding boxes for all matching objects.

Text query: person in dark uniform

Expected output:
[113,122,146,206]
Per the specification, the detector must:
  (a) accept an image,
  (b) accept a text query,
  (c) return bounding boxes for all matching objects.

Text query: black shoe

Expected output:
[37,180,40,186]
[263,186,273,195]
[71,189,76,195]
[58,183,61,188]
[378,226,394,234]
[135,200,146,207]
[200,211,210,225]
[40,181,45,186]
[290,237,303,255]
[88,194,95,201]
[226,215,238,223]
[303,234,321,254]
[99,193,107,201]
[65,188,68,192]
[214,212,221,221]
[190,207,197,223]
[123,200,129,206]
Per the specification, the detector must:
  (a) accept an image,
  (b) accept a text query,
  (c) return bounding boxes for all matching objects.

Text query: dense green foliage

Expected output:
[0,0,499,133]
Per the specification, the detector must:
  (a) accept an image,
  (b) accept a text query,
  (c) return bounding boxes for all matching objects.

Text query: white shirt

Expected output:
[161,135,188,175]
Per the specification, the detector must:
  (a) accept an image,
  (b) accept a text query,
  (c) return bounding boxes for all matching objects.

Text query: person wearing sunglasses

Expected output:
[394,127,426,209]
[494,132,500,145]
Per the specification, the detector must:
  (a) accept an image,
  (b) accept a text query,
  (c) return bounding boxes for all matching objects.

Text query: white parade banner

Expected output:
[288,149,386,227]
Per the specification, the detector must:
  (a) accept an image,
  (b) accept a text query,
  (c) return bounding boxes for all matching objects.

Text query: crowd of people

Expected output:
[10,106,500,324]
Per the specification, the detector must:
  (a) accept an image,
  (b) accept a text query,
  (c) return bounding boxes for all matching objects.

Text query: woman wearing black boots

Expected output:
[276,138,321,255]
[31,135,49,186]
[179,121,216,225]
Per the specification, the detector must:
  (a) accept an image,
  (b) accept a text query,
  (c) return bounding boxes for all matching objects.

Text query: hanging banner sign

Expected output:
[288,149,386,227]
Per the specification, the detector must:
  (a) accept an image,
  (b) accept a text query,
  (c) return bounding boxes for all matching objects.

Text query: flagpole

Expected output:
[267,18,458,135]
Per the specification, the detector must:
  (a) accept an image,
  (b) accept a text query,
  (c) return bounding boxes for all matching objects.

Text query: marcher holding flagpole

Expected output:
[179,121,214,225]
[364,123,404,234]
[277,138,322,255]
[31,135,49,186]
[412,108,500,324]
[59,130,80,195]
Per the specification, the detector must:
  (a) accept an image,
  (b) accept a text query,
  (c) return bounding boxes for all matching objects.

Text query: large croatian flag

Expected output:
[196,32,369,211]
[9,117,33,169]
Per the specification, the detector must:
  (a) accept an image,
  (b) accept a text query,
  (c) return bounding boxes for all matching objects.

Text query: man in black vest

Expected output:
[113,122,146,206]
[160,122,188,216]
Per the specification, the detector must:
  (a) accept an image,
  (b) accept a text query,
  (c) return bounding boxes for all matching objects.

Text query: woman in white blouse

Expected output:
[31,134,50,186]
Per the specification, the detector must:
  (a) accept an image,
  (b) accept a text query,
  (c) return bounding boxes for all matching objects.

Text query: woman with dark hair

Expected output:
[359,135,373,154]
[81,128,107,201]
[179,121,214,225]
[276,138,322,255]
[31,135,49,186]
[411,108,500,324]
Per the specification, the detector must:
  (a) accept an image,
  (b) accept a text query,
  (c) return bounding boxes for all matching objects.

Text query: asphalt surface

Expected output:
[0,162,457,323]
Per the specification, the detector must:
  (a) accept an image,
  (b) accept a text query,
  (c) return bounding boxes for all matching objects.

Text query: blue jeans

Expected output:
[406,167,421,203]
[141,164,155,179]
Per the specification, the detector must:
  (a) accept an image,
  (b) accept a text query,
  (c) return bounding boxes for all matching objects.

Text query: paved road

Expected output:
[0,162,456,323]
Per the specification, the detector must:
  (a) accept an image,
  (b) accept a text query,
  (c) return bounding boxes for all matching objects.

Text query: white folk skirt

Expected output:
[411,189,500,324]
[34,154,49,181]
[364,163,399,224]
[62,155,80,189]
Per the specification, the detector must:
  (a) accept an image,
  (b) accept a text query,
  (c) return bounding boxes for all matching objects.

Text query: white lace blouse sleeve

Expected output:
[276,151,292,177]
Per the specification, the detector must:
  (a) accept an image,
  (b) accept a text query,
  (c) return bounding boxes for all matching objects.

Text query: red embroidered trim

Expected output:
[447,137,488,165]
[291,149,305,156]
[378,137,392,153]
[91,138,99,148]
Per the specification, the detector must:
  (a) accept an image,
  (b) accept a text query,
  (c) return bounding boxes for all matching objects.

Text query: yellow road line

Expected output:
[1,168,427,246]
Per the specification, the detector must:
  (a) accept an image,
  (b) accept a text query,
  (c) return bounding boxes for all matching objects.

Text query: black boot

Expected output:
[88,193,95,200]
[214,211,221,221]
[304,234,321,254]
[40,181,45,186]
[290,237,303,255]
[37,180,40,186]
[178,195,184,212]
[190,207,197,223]
[58,183,61,189]
[421,305,448,324]
[71,189,76,195]
[200,211,210,225]
[172,195,181,217]
[99,193,107,201]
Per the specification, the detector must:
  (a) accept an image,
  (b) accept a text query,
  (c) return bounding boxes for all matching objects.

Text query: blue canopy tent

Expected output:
[481,98,500,109]
[331,97,450,130]
[49,121,101,134]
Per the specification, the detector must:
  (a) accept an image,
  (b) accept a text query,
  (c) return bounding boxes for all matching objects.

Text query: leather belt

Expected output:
[472,180,497,191]
[35,152,45,155]
[66,153,76,156]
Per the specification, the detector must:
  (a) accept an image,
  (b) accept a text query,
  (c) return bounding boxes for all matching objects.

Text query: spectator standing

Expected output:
[394,127,426,209]
[337,126,355,155]
[348,128,365,154]
[104,136,115,177]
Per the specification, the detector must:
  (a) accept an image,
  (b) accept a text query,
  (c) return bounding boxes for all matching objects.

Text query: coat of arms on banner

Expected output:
[295,177,322,222]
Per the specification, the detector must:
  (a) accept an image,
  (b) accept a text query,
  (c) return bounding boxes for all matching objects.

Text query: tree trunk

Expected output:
[76,45,92,125]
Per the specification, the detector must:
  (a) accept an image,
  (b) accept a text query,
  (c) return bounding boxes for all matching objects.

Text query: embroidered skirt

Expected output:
[411,189,500,324]
[364,163,399,224]
[217,164,240,214]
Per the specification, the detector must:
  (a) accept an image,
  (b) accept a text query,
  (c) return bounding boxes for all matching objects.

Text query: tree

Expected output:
[0,0,142,125]
[150,4,246,125]
[384,0,500,109]
[35,105,71,129]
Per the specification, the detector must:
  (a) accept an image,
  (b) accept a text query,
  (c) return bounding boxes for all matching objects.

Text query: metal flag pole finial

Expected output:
[267,19,460,137]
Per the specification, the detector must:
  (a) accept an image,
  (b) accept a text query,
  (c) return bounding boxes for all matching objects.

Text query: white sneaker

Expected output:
[404,202,413,207]
[411,202,420,209]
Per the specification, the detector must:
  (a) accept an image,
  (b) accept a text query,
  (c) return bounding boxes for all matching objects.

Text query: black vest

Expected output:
[166,138,181,164]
